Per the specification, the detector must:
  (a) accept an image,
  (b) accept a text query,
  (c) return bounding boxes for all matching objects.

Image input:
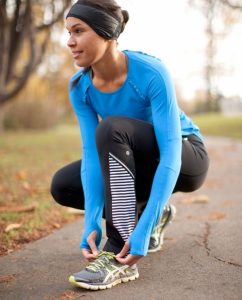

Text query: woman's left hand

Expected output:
[116,241,143,266]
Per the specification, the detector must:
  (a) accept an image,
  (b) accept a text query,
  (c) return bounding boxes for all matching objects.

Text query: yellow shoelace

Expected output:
[86,251,116,272]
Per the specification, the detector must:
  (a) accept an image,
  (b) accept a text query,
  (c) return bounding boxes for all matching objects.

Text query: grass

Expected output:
[0,124,82,255]
[1,114,241,255]
[192,113,242,139]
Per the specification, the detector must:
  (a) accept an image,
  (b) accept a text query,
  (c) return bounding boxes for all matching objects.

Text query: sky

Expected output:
[63,0,242,101]
[115,0,242,100]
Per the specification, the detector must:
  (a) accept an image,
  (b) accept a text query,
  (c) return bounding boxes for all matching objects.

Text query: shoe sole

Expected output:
[148,204,176,253]
[69,272,139,290]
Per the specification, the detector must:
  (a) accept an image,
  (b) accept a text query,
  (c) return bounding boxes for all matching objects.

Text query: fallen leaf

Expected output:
[5,223,22,233]
[51,223,61,229]
[0,185,5,193]
[22,181,31,192]
[222,200,238,207]
[180,194,209,204]
[164,237,176,241]
[187,215,194,219]
[0,274,16,284]
[208,212,226,221]
[204,179,222,189]
[0,202,38,213]
[16,170,28,181]
[56,290,81,300]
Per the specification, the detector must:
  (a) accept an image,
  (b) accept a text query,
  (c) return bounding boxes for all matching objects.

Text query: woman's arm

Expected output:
[69,83,104,251]
[129,66,182,256]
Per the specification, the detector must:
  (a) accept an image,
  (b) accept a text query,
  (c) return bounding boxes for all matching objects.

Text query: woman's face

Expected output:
[66,17,109,67]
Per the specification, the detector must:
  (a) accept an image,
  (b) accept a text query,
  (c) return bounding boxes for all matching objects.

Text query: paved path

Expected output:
[1,137,242,300]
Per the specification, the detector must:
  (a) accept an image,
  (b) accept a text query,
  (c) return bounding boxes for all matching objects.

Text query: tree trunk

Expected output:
[0,0,71,107]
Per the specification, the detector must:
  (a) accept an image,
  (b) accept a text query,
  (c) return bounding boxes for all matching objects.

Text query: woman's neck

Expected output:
[91,47,128,92]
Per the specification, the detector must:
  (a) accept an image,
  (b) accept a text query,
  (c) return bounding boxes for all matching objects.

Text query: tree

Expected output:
[188,0,242,112]
[0,0,71,107]
[220,0,242,10]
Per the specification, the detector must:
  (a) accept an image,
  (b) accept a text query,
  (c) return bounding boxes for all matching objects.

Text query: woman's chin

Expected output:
[74,59,89,68]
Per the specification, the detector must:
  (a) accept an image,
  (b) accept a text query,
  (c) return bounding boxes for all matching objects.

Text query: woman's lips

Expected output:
[72,51,83,59]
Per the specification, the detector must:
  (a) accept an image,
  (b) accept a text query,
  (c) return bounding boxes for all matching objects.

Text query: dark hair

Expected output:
[76,0,129,34]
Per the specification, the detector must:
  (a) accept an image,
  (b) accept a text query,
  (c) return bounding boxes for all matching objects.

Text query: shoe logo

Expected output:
[103,264,129,283]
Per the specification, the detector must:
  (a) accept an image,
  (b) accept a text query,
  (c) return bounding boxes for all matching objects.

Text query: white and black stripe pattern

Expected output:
[109,152,136,241]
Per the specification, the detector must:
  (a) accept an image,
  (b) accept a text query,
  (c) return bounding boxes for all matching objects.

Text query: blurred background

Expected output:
[1,0,242,255]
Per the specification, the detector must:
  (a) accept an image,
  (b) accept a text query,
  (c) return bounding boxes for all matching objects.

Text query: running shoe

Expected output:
[148,204,176,253]
[69,251,139,290]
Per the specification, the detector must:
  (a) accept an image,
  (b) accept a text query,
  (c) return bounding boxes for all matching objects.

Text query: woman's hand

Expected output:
[81,231,99,262]
[116,241,142,266]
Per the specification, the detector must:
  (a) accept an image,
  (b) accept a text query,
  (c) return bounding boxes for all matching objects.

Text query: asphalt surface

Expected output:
[1,136,242,300]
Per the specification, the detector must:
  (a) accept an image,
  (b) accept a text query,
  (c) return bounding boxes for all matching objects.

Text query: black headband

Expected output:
[66,3,122,39]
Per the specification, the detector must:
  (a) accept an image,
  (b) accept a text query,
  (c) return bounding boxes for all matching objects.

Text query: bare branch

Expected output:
[0,60,34,106]
[37,0,71,31]
[0,3,7,87]
[6,0,31,82]
[0,0,70,106]
[220,0,242,10]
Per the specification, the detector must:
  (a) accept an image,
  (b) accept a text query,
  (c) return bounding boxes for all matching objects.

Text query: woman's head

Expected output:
[66,0,129,40]
[66,0,129,68]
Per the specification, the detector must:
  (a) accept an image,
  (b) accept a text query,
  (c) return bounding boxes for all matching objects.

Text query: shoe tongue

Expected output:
[99,251,115,260]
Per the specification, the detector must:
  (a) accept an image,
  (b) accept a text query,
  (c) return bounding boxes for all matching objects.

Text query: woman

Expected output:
[51,0,209,290]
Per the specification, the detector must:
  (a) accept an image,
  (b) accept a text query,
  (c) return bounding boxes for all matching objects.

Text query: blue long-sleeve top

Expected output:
[69,50,203,256]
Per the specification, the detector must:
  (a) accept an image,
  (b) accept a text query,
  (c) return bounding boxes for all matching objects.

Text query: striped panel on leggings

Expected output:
[109,152,136,241]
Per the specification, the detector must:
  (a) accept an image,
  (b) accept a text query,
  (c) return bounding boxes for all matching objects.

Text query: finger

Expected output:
[82,248,98,258]
[82,248,98,262]
[116,254,142,266]
[88,239,99,256]
[115,256,128,264]
[87,233,99,256]
[116,242,130,258]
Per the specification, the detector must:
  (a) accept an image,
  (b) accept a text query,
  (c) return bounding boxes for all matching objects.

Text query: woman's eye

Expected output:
[66,28,84,35]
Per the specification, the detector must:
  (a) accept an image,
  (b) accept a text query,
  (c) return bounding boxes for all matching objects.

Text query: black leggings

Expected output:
[51,116,209,253]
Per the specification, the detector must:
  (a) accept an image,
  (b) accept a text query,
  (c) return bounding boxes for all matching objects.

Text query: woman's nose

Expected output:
[67,35,76,48]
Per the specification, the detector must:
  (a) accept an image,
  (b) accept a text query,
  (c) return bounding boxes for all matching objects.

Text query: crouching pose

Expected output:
[51,0,209,290]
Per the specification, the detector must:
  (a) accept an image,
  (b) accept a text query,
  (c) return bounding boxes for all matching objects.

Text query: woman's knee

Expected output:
[50,169,66,205]
[50,160,82,207]
[174,171,208,193]
[96,116,123,150]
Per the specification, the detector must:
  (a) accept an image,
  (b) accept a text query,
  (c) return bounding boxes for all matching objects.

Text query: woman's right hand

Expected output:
[81,230,99,262]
